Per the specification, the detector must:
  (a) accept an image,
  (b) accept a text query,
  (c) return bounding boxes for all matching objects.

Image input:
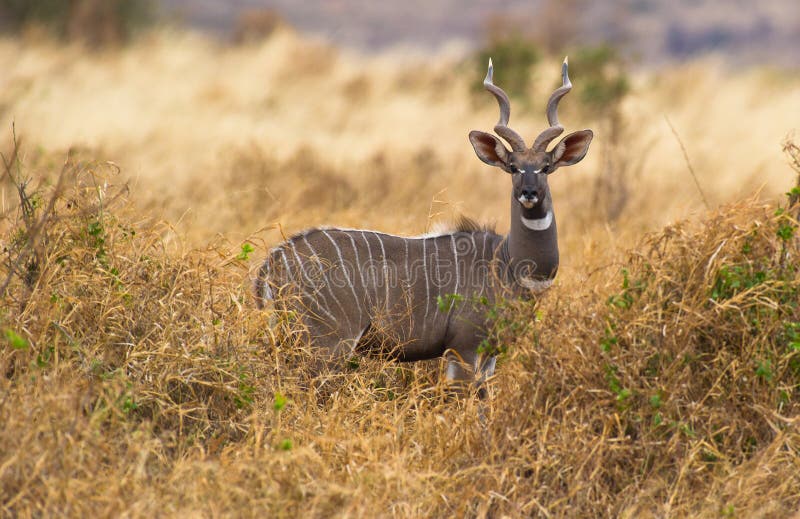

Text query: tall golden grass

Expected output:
[1,28,798,244]
[2,28,800,516]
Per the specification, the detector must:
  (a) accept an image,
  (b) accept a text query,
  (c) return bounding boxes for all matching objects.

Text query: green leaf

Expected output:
[122,396,138,413]
[649,393,662,409]
[436,293,464,312]
[4,329,29,350]
[777,224,795,241]
[755,360,773,382]
[616,388,632,402]
[234,373,256,409]
[237,242,255,261]
[273,392,287,411]
[87,220,104,237]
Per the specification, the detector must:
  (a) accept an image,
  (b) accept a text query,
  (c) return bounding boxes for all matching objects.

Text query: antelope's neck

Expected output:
[502,193,559,281]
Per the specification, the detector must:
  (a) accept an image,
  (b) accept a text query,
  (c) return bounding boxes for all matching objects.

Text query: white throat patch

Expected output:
[520,211,553,231]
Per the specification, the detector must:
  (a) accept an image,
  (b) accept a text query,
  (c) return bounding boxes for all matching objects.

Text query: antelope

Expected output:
[256,58,593,392]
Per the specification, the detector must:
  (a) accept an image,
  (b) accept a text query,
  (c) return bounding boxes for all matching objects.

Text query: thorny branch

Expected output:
[1,128,71,303]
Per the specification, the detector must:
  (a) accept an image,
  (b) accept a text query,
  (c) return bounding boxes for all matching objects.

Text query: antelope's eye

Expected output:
[540,165,550,174]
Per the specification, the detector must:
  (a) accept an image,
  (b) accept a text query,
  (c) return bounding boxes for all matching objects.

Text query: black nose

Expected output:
[521,187,538,200]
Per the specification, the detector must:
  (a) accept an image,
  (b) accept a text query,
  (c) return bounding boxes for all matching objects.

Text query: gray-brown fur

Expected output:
[259,227,506,364]
[256,58,593,390]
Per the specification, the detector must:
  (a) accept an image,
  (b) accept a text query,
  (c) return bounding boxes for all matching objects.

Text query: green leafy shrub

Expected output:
[471,34,541,102]
[568,45,630,117]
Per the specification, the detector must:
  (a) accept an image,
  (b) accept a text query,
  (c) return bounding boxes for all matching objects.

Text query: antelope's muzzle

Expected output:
[518,187,539,209]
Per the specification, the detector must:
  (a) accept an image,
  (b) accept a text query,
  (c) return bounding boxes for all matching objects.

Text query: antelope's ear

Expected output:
[469,131,511,171]
[550,129,593,170]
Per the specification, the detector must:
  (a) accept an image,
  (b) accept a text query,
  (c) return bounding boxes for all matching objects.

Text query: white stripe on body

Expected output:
[403,238,413,335]
[477,233,488,301]
[375,233,390,312]
[268,227,505,342]
[451,234,460,297]
[360,231,376,312]
[260,256,273,300]
[452,233,468,318]
[469,234,478,305]
[303,235,352,331]
[450,234,464,310]
[280,248,337,322]
[422,238,430,341]
[433,237,441,327]
[288,243,319,297]
[345,233,367,322]
[451,233,477,319]
[322,230,363,324]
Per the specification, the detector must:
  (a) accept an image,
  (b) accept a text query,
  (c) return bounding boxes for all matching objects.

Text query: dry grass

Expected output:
[2,29,800,517]
[505,197,800,516]
[1,29,799,246]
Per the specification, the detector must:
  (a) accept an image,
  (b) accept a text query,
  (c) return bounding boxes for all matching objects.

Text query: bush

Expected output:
[233,8,285,44]
[567,44,631,222]
[569,45,630,117]
[0,0,155,46]
[471,33,541,102]
[486,187,800,515]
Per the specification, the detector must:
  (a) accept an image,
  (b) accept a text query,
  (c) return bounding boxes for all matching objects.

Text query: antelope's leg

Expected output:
[444,317,496,388]
[443,341,481,397]
[306,317,370,373]
[444,336,496,399]
[477,355,497,383]
[445,350,474,384]
[474,355,497,400]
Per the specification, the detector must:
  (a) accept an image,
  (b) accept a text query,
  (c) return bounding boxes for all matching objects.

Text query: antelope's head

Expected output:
[469,58,593,216]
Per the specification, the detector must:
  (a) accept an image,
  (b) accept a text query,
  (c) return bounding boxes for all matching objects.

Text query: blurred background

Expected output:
[159,0,800,67]
[0,0,799,264]
[2,0,795,65]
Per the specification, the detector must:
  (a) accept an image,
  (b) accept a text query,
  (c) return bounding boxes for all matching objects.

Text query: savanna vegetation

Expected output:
[0,0,154,46]
[2,19,800,517]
